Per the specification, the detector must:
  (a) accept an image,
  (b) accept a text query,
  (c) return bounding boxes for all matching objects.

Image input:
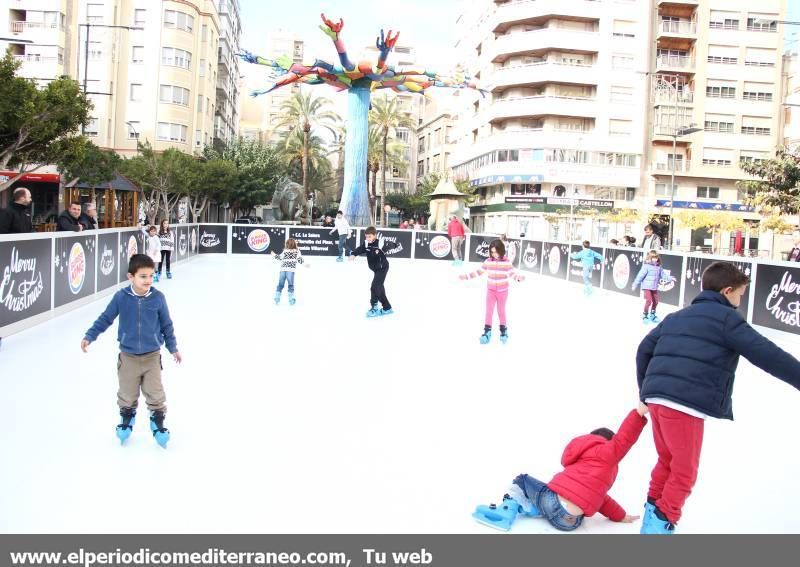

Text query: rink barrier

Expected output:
[2,223,799,338]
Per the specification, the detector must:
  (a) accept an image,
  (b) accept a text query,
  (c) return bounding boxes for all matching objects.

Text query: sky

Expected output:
[788,0,800,50]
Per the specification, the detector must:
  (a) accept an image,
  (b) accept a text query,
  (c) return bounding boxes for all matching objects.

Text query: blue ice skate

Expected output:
[154,273,160,282]
[642,313,651,324]
[367,305,382,317]
[115,408,136,445]
[274,291,281,305]
[336,256,344,262]
[472,495,531,531]
[499,326,508,344]
[288,292,296,306]
[380,308,394,316]
[149,411,170,449]
[167,272,173,279]
[480,327,492,344]
[640,501,675,535]
[649,312,660,324]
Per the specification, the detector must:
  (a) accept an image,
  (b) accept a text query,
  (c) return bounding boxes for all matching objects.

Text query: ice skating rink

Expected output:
[1,254,799,534]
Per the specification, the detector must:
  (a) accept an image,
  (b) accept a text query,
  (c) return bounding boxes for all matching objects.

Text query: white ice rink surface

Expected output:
[2,254,800,534]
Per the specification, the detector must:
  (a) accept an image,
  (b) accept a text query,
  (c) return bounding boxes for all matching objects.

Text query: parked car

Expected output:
[234,216,263,224]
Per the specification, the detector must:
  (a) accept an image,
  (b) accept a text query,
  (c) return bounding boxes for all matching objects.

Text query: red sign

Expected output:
[0,170,61,184]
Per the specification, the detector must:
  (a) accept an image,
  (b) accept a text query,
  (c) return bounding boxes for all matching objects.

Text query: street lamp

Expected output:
[667,125,702,249]
[125,121,140,154]
[79,23,144,134]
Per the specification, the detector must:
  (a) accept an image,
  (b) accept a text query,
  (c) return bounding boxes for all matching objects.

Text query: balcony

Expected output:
[655,54,695,74]
[488,95,596,122]
[491,62,598,90]
[657,0,698,6]
[657,19,697,38]
[653,90,694,106]
[8,20,63,34]
[651,160,691,174]
[492,0,602,34]
[489,29,600,63]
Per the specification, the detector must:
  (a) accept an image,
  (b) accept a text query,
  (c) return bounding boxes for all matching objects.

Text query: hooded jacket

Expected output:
[351,239,397,272]
[547,410,647,521]
[632,262,663,291]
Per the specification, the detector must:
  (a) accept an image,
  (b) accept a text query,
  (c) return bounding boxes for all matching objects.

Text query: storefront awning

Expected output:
[66,173,140,192]
[469,174,544,187]
[655,200,754,212]
[0,170,60,184]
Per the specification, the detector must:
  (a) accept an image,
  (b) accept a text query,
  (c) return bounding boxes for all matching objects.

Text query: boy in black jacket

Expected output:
[350,226,397,317]
[636,261,800,534]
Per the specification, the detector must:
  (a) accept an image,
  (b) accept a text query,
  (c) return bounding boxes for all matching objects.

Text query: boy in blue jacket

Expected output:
[81,254,182,448]
[636,261,800,534]
[570,241,603,295]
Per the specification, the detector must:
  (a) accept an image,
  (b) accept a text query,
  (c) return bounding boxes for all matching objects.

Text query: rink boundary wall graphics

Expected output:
[3,223,800,339]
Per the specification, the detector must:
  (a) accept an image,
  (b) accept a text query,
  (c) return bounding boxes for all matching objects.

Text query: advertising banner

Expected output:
[541,242,570,279]
[232,226,287,255]
[467,235,521,267]
[188,225,199,256]
[54,235,96,308]
[356,229,413,259]
[96,233,119,292]
[198,225,228,254]
[683,256,752,318]
[518,240,543,274]
[117,230,142,284]
[175,227,189,262]
[751,263,800,335]
[0,239,52,328]
[602,248,645,297]
[413,231,454,261]
[657,253,684,307]
[288,226,358,256]
[568,245,604,287]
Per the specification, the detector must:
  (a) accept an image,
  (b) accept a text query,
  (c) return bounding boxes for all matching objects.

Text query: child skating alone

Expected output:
[350,226,397,317]
[637,261,800,534]
[158,219,175,280]
[271,238,305,305]
[473,404,649,532]
[140,223,162,281]
[632,250,663,323]
[81,254,182,448]
[570,241,603,295]
[460,239,524,344]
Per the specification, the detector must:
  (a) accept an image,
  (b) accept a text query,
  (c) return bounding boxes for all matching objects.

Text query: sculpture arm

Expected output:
[320,13,355,71]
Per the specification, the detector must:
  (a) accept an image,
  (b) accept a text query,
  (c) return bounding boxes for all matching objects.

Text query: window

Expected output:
[702,148,733,166]
[127,121,140,139]
[86,3,104,23]
[745,47,776,67]
[707,44,738,65]
[655,183,677,197]
[197,95,203,111]
[132,46,144,63]
[511,184,541,195]
[202,24,208,41]
[609,119,632,135]
[741,115,771,135]
[199,58,206,76]
[418,137,425,153]
[129,83,142,101]
[162,47,191,69]
[134,9,146,26]
[697,186,720,199]
[195,129,202,147]
[497,149,519,162]
[704,114,735,133]
[709,11,739,30]
[85,118,99,137]
[87,41,103,59]
[159,84,190,106]
[706,80,736,98]
[611,54,634,70]
[157,122,188,142]
[740,150,768,165]
[396,128,409,143]
[612,20,636,38]
[417,161,425,177]
[164,10,194,32]
[747,16,777,32]
[610,85,633,103]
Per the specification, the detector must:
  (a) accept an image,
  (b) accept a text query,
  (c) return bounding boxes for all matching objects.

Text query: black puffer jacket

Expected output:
[56,211,82,232]
[0,202,33,233]
[351,239,397,272]
[637,290,800,420]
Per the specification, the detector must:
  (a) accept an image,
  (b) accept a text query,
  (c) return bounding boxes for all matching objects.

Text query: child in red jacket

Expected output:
[473,404,649,531]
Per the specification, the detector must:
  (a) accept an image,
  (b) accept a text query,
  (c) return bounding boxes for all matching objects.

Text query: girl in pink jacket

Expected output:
[460,239,524,344]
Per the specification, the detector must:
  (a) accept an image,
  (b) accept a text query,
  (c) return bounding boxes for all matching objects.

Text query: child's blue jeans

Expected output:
[276,271,295,293]
[513,474,584,531]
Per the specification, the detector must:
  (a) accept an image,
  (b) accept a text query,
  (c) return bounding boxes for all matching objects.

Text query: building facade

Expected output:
[782,52,800,151]
[214,0,241,147]
[416,94,459,185]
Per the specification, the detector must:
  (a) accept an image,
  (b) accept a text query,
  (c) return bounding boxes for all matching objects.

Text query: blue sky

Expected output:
[788,0,800,50]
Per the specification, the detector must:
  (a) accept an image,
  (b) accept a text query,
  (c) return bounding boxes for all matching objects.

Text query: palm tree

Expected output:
[369,94,416,225]
[278,129,331,181]
[275,90,340,197]
[366,126,407,225]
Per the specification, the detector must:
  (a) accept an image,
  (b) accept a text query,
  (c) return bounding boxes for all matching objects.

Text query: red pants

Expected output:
[647,404,704,524]
[485,288,508,326]
[643,290,659,313]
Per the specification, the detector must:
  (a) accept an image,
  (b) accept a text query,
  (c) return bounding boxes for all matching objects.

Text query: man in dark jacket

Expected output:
[636,261,800,535]
[79,202,99,230]
[57,201,84,232]
[0,187,34,234]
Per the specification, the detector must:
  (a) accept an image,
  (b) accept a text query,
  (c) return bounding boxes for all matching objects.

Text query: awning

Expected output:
[0,170,60,184]
[469,174,544,187]
[65,173,140,192]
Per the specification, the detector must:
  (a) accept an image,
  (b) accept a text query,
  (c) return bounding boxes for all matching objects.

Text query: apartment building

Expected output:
[416,94,459,184]
[214,0,241,147]
[782,52,800,151]
[450,0,650,241]
[646,0,785,253]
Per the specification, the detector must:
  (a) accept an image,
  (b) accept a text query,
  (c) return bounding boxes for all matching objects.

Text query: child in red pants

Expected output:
[637,261,800,534]
[460,239,524,344]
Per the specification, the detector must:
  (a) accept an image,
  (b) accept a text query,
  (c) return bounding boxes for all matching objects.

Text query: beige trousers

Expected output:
[117,351,167,413]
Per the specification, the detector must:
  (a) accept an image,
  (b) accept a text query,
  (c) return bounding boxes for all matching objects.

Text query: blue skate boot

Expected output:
[336,256,344,262]
[642,313,650,323]
[366,304,382,318]
[472,493,535,531]
[649,312,660,324]
[167,272,173,279]
[640,501,675,535]
[149,410,170,449]
[154,273,160,282]
[274,291,281,305]
[115,407,136,444]
[380,308,394,316]
[479,325,492,344]
[499,325,508,344]
[288,292,296,306]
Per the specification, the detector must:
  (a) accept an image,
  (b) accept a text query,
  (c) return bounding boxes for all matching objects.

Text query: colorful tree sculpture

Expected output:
[240,13,483,226]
